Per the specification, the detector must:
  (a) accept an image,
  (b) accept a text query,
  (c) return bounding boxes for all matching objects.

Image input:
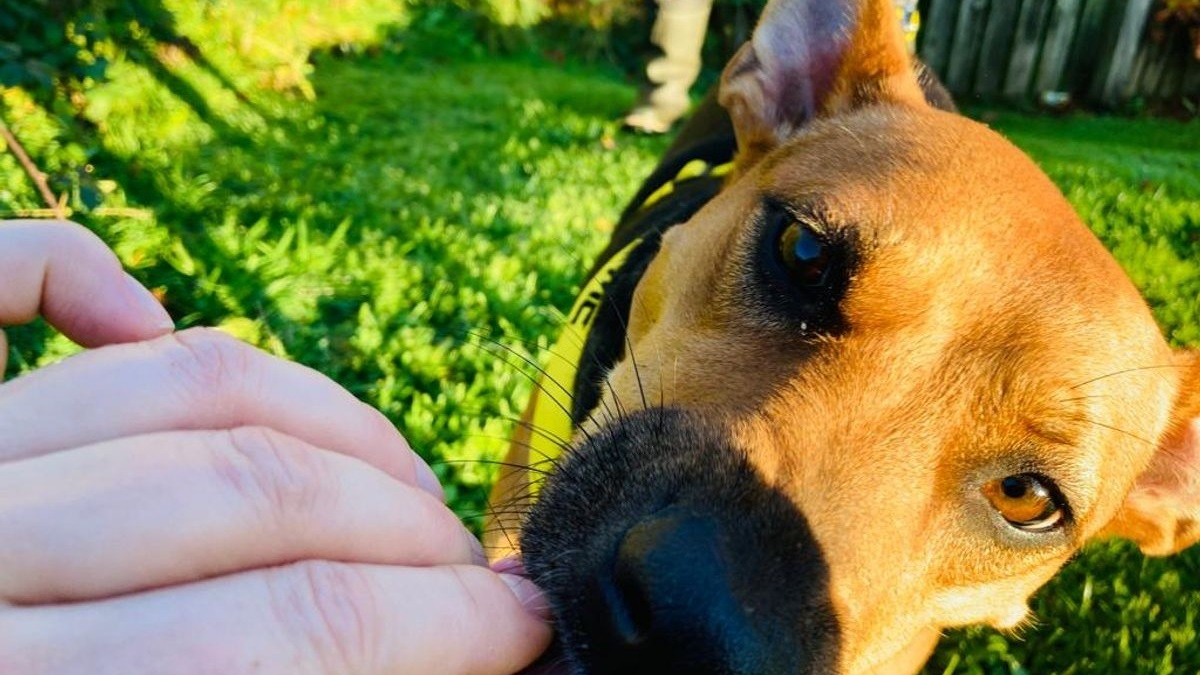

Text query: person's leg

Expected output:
[624,0,714,134]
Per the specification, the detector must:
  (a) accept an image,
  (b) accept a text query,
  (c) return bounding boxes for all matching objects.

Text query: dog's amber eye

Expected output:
[776,222,831,287]
[982,474,1064,532]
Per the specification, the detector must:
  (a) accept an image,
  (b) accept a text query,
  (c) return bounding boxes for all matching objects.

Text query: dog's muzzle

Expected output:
[521,408,841,675]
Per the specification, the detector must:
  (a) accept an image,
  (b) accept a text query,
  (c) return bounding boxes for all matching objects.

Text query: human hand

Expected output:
[0,220,552,675]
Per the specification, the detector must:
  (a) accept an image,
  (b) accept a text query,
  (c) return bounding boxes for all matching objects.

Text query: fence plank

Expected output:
[920,0,962,77]
[1127,30,1153,97]
[1160,53,1185,100]
[975,0,1023,98]
[1100,0,1153,105]
[1087,0,1130,102]
[1185,56,1200,99]
[1005,0,1054,100]
[1036,0,1084,93]
[1138,35,1168,98]
[1065,0,1114,95]
[946,0,991,94]
[1157,29,1192,100]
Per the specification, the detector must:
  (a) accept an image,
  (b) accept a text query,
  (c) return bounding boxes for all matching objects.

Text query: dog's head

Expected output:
[518,1,1200,674]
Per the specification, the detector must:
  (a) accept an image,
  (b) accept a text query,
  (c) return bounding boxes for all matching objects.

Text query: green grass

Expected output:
[2,5,1200,674]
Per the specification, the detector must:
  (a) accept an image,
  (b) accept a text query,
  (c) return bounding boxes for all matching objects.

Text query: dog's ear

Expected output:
[719,0,924,164]
[1103,352,1200,556]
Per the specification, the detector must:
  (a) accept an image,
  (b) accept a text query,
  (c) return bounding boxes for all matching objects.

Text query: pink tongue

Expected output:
[490,556,527,576]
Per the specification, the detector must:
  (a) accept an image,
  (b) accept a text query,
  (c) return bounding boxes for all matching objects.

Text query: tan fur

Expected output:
[486,0,1198,672]
[1101,350,1200,555]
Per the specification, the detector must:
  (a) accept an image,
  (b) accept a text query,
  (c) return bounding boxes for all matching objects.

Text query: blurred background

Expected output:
[1,1,1198,673]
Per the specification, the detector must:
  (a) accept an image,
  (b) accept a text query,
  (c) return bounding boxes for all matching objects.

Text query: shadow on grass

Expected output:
[42,10,671,522]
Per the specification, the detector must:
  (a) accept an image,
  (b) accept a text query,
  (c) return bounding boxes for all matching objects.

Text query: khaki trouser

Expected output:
[636,0,714,127]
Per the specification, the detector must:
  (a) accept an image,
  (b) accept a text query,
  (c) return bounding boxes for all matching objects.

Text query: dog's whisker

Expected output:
[454,405,575,457]
[1075,417,1158,448]
[469,338,595,446]
[454,430,565,467]
[1056,396,1200,478]
[469,332,577,405]
[600,284,649,414]
[479,501,522,553]
[465,500,542,520]
[499,438,567,470]
[473,497,542,513]
[469,326,593,396]
[434,457,556,477]
[1073,422,1200,481]
[482,317,623,434]
[543,307,623,429]
[1067,363,1189,391]
[627,332,649,413]
[1056,393,1114,404]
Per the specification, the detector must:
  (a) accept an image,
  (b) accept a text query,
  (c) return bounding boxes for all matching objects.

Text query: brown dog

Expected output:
[486,1,1200,673]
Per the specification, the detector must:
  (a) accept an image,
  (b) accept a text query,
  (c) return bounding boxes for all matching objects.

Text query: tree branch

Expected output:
[0,117,67,219]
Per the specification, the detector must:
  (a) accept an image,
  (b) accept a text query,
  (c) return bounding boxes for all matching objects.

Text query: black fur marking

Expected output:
[570,142,734,426]
[522,408,841,675]
[745,199,859,336]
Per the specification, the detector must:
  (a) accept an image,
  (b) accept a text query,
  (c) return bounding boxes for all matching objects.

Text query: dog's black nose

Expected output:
[521,408,839,675]
[585,506,779,674]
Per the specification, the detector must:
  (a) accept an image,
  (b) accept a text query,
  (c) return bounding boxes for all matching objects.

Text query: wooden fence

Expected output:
[916,0,1200,108]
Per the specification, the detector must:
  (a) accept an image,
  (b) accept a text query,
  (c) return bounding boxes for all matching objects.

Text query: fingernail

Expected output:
[122,272,173,331]
[500,573,552,621]
[413,456,445,502]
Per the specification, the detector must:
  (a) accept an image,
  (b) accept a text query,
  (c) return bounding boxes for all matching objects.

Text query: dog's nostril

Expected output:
[586,506,769,672]
[609,538,657,643]
[610,551,655,646]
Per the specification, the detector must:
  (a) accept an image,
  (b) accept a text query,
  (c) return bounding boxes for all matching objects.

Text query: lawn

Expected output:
[2,4,1199,674]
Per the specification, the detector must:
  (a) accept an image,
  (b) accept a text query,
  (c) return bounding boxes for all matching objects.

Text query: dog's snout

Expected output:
[523,408,842,675]
[599,508,761,671]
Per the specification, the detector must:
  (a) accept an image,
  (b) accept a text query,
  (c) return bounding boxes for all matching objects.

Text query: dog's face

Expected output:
[518,2,1200,674]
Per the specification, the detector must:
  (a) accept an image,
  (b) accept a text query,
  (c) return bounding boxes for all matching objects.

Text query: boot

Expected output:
[624,0,714,134]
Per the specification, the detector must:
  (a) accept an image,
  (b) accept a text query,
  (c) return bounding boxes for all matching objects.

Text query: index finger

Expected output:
[0,220,174,346]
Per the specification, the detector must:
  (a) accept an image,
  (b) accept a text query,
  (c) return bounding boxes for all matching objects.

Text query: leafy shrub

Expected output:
[1153,0,1200,60]
[0,0,407,216]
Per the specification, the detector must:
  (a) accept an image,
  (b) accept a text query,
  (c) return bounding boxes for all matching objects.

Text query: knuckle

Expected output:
[159,328,259,405]
[266,561,380,673]
[38,220,116,265]
[214,426,334,524]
